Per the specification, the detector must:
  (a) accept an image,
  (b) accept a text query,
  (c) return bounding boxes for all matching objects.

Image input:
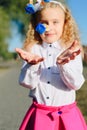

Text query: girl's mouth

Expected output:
[45,33,55,37]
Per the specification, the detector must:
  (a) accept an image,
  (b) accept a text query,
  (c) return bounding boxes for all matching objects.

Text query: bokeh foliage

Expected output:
[0,0,29,59]
[0,0,67,59]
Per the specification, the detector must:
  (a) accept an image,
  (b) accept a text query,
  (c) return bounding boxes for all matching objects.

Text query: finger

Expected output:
[75,49,81,55]
[29,57,44,64]
[57,59,62,64]
[16,50,29,61]
[15,48,23,54]
[72,49,81,57]
[69,40,80,52]
[69,40,77,50]
[29,60,38,64]
[57,57,66,64]
[15,48,27,58]
[57,57,70,64]
[66,49,80,61]
[37,57,44,62]
[58,59,69,65]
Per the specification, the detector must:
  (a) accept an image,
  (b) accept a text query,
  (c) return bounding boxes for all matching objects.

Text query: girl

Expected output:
[16,0,87,130]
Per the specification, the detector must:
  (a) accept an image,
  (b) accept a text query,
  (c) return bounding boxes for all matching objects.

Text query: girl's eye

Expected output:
[40,21,47,25]
[53,21,59,24]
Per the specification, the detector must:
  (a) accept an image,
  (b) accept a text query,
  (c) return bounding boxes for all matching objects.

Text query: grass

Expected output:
[76,66,87,122]
[0,66,10,73]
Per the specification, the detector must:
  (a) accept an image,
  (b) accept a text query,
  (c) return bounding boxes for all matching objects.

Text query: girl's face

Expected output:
[39,7,65,43]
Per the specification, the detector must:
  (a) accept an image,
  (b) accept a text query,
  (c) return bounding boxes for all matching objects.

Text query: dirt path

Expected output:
[0,61,31,130]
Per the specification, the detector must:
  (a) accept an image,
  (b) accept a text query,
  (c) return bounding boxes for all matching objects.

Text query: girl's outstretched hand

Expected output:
[15,48,44,64]
[56,40,81,65]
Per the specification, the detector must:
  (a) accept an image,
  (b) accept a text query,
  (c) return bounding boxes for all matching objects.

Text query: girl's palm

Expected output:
[15,48,44,64]
[57,40,81,65]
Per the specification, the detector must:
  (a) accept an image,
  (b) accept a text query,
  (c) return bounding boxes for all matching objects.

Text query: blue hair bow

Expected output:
[25,0,51,14]
[35,23,46,34]
[25,4,35,14]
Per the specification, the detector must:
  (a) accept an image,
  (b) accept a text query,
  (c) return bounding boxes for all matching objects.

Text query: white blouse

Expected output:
[19,41,85,106]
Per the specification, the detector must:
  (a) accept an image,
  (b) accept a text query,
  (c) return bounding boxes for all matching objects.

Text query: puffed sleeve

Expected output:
[58,54,85,90]
[19,61,41,89]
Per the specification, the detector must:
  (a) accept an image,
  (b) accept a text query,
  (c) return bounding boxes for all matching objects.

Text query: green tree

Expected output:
[0,0,68,59]
[0,7,11,59]
[0,0,27,59]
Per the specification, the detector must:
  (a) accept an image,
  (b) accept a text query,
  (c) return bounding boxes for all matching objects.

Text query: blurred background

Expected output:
[0,0,87,129]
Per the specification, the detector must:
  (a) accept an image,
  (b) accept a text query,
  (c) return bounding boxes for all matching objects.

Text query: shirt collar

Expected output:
[42,41,62,50]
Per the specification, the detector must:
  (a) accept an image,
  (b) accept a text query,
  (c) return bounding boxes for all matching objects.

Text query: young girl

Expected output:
[16,0,87,130]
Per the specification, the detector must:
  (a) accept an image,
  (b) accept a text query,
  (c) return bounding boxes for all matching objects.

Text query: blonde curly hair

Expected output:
[23,2,81,51]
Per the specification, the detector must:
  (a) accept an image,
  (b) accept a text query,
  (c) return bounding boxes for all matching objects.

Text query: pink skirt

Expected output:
[19,101,87,130]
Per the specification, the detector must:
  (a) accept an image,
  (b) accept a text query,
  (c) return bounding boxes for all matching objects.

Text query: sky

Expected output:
[8,21,23,52]
[68,0,87,45]
[8,0,87,52]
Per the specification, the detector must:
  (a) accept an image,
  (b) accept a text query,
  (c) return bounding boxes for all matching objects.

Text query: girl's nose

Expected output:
[45,23,53,31]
